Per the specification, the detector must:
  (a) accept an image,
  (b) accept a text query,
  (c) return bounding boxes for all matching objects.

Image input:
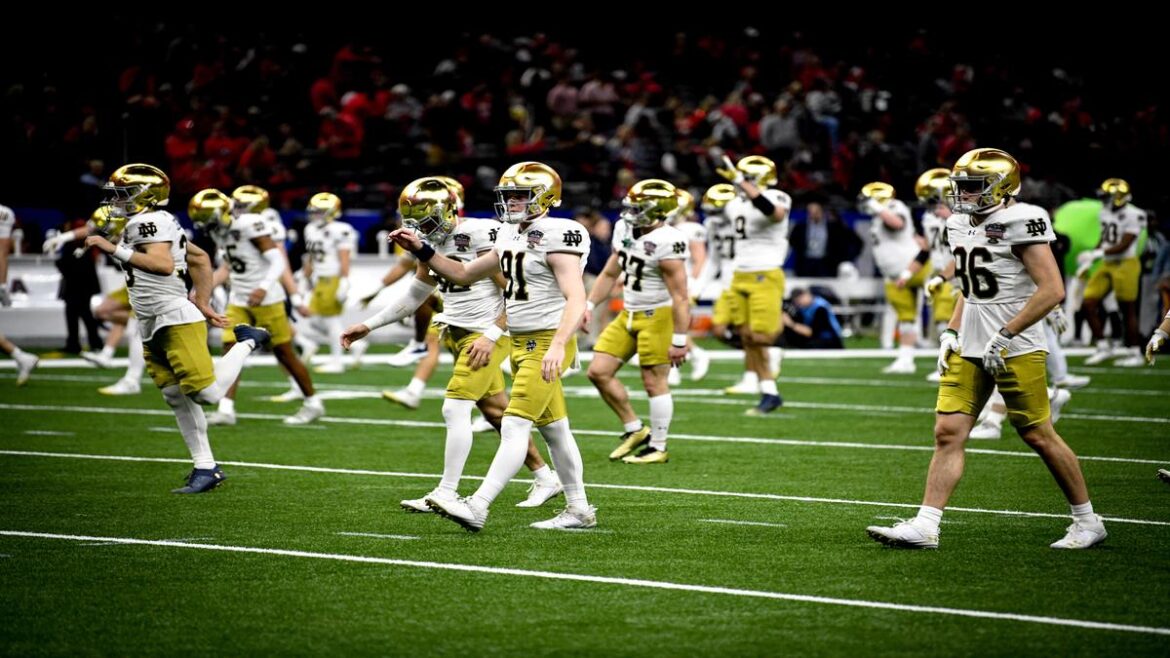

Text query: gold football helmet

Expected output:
[400,178,460,244]
[89,206,126,239]
[307,193,342,225]
[434,176,465,212]
[914,168,951,204]
[103,164,170,217]
[1098,178,1131,209]
[701,183,737,215]
[621,179,680,228]
[947,148,1020,214]
[736,155,778,188]
[494,161,562,223]
[231,185,271,213]
[188,189,234,227]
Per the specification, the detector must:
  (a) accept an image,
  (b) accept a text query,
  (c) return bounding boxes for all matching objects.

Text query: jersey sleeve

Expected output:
[656,229,689,261]
[1003,209,1056,245]
[764,189,793,214]
[472,219,502,254]
[546,219,590,257]
[124,212,180,246]
[0,206,14,240]
[238,215,273,241]
[1123,209,1146,236]
[335,224,357,251]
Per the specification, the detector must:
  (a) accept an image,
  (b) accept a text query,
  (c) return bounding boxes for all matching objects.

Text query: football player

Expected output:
[86,164,270,493]
[1079,178,1147,366]
[866,149,1106,549]
[387,161,596,531]
[586,179,690,464]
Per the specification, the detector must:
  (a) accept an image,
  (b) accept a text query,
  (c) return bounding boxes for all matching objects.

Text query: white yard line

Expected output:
[2,449,1167,527]
[0,530,1165,637]
[700,519,787,528]
[3,402,1166,465]
[336,532,420,541]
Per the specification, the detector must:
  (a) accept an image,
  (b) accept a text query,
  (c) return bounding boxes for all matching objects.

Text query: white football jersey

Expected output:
[1098,204,1146,261]
[304,221,357,277]
[431,217,505,332]
[707,216,739,283]
[261,208,287,245]
[0,204,14,240]
[723,189,791,272]
[494,215,590,333]
[869,199,919,278]
[612,219,688,311]
[947,202,1056,358]
[121,210,204,340]
[922,210,954,270]
[210,213,286,307]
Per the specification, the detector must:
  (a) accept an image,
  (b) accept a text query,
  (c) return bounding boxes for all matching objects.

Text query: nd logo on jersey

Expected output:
[138,222,158,238]
[563,230,583,247]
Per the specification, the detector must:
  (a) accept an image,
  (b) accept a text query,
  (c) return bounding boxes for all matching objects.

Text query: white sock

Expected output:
[472,415,531,508]
[915,505,943,534]
[740,370,760,386]
[531,464,557,485]
[163,385,215,469]
[327,316,344,367]
[648,394,672,451]
[10,346,29,359]
[438,398,476,493]
[760,379,779,396]
[1044,323,1068,382]
[1071,502,1097,525]
[897,344,914,362]
[125,321,145,380]
[192,341,255,405]
[217,397,235,415]
[304,394,322,408]
[538,418,588,509]
[623,419,644,433]
[99,344,115,359]
[407,377,426,397]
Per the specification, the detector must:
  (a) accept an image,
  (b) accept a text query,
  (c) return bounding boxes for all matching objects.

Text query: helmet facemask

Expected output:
[494,185,545,224]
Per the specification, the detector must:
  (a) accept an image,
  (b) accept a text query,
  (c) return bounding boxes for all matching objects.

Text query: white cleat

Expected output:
[724,376,761,395]
[206,411,237,426]
[269,388,304,403]
[1050,515,1107,549]
[667,367,682,386]
[382,388,421,410]
[1157,469,1170,485]
[401,488,455,513]
[866,520,939,549]
[882,359,916,374]
[1049,388,1072,424]
[1114,354,1145,368]
[925,370,941,383]
[349,339,369,368]
[14,352,39,386]
[689,346,710,381]
[80,351,115,369]
[314,362,345,374]
[1053,374,1091,390]
[530,505,598,530]
[427,495,488,532]
[284,399,324,425]
[387,339,428,367]
[515,479,564,508]
[969,418,1003,440]
[98,377,141,396]
[470,414,495,433]
[1084,345,1114,365]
